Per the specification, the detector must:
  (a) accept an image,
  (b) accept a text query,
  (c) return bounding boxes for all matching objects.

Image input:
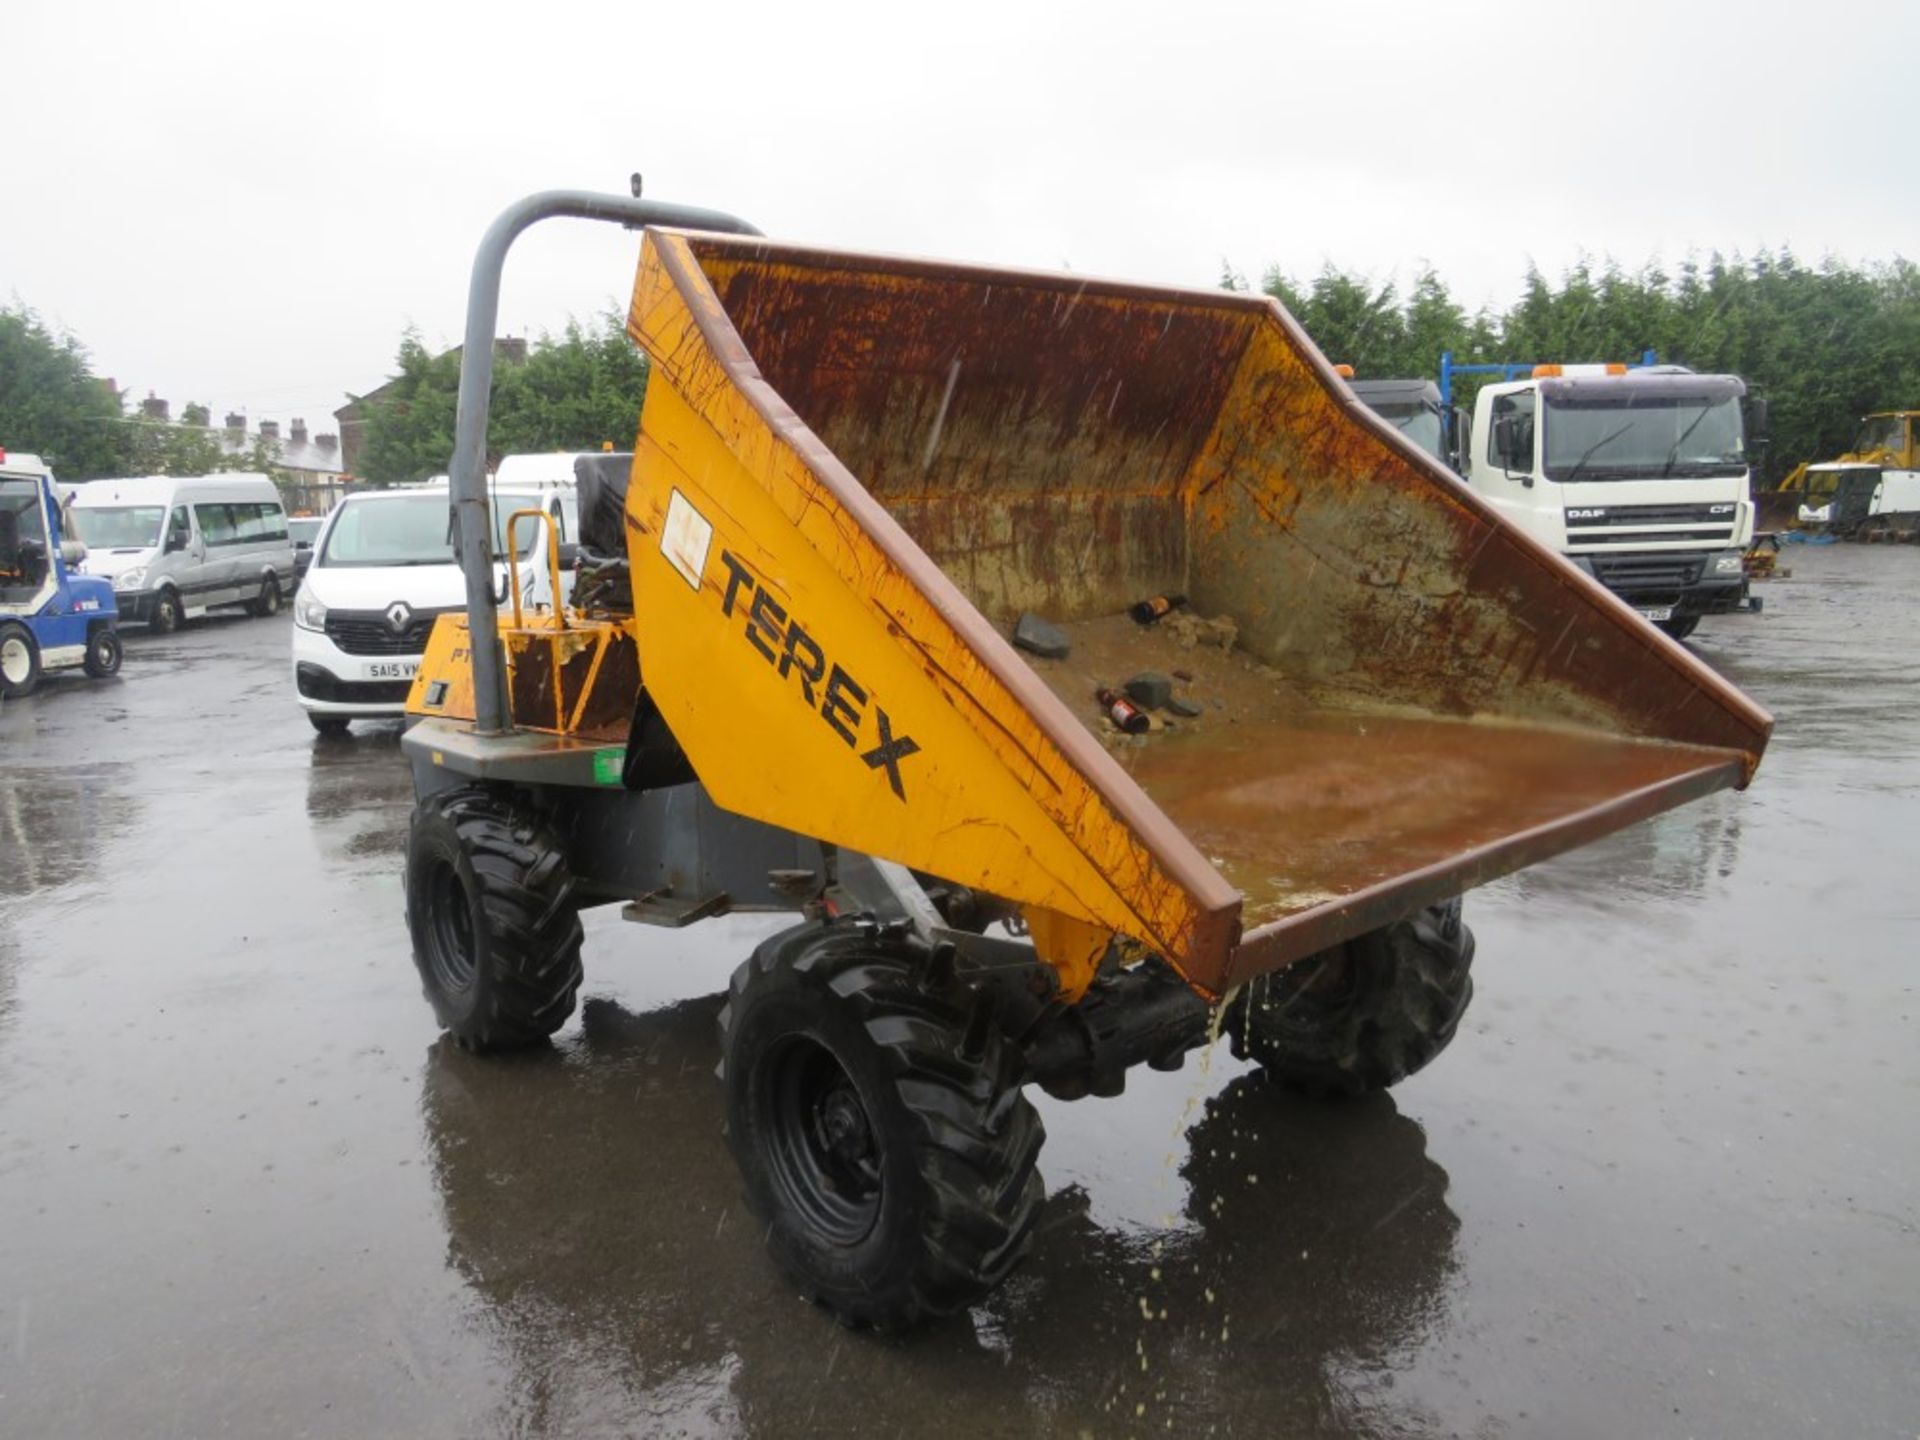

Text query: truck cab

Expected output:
[1463,365,1759,639]
[1348,378,1450,466]
[0,450,122,697]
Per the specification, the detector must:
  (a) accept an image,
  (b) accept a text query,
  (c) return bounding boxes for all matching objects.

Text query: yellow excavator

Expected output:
[1757,411,1920,531]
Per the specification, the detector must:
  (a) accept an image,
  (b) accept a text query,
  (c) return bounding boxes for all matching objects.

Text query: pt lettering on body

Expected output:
[716,550,922,801]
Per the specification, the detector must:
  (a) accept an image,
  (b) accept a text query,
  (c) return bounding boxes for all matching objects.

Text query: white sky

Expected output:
[5,0,1913,440]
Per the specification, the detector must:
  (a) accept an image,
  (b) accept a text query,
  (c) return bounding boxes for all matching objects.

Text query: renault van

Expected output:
[291,485,573,735]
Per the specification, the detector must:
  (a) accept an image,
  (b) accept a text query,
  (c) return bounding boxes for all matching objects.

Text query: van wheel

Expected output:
[1657,615,1699,641]
[405,786,584,1051]
[149,588,182,635]
[308,713,351,737]
[249,575,282,617]
[0,624,41,698]
[83,626,123,678]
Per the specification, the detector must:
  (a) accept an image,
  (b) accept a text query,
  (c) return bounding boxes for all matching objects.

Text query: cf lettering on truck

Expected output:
[1450,358,1765,641]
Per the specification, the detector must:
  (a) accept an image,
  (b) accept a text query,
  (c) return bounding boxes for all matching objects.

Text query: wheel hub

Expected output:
[816,1084,873,1165]
[761,1036,883,1246]
[1,638,27,683]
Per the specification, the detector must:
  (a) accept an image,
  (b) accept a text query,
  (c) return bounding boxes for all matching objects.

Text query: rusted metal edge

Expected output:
[1218,753,1747,995]
[647,230,1246,971]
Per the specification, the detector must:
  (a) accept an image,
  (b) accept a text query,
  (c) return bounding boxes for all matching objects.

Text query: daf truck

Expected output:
[1461,363,1763,640]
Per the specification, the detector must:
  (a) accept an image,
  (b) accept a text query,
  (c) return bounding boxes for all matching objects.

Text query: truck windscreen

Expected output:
[1371,404,1445,462]
[71,505,165,549]
[1543,395,1746,481]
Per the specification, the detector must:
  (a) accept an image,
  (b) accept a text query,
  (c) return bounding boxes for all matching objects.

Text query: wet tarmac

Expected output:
[0,545,1915,1438]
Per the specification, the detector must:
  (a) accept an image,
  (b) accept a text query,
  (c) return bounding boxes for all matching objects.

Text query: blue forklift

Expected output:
[0,449,122,698]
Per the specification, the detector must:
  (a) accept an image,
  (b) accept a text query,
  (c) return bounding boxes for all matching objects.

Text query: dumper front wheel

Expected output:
[719,922,1045,1331]
[1229,900,1475,1099]
[405,786,584,1052]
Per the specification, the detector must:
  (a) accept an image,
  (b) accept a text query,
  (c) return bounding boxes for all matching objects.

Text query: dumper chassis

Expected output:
[396,187,1769,1331]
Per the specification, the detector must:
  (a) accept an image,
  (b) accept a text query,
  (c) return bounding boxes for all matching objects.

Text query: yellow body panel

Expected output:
[622,296,1216,970]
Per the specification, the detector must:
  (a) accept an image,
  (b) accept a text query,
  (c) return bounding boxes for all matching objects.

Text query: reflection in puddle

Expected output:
[0,769,142,902]
[421,995,1460,1436]
[305,727,412,860]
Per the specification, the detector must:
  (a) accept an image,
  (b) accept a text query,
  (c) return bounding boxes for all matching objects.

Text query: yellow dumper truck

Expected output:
[399,188,1771,1331]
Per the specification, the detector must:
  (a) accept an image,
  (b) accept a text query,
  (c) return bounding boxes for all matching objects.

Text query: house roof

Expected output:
[218,431,346,478]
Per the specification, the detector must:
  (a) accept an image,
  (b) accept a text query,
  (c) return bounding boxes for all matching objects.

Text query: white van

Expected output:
[493,453,587,543]
[291,484,575,735]
[70,473,296,633]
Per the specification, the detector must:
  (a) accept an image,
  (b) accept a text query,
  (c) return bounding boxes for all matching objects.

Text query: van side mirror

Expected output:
[165,530,188,554]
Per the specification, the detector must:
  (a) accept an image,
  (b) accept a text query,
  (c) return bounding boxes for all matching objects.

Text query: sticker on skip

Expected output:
[592,748,625,786]
[661,489,714,591]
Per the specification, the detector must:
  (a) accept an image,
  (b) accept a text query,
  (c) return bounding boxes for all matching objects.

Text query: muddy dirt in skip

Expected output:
[0,543,1915,1437]
[1027,610,1739,922]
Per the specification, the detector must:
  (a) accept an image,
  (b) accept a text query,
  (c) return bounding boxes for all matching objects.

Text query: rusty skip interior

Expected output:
[679,236,1771,970]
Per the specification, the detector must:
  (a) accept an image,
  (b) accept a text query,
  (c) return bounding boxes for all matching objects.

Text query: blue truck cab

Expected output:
[0,449,122,698]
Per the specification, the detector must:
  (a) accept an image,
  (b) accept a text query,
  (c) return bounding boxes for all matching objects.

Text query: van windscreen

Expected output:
[319,493,544,568]
[72,505,166,549]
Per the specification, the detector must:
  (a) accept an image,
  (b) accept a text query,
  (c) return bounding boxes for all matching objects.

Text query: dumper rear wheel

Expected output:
[1228,899,1474,1099]
[719,921,1045,1331]
[405,786,584,1052]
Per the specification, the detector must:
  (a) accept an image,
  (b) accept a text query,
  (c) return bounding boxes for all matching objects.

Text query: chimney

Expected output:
[225,412,246,434]
[290,418,309,446]
[258,420,280,441]
[315,433,339,452]
[140,392,170,422]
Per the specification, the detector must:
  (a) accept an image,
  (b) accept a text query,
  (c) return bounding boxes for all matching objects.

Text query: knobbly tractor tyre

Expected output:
[405,786,584,1052]
[83,625,123,679]
[719,921,1045,1331]
[1227,899,1475,1099]
[0,623,41,698]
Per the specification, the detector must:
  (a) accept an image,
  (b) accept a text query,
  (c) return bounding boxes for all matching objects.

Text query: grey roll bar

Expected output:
[450,189,762,735]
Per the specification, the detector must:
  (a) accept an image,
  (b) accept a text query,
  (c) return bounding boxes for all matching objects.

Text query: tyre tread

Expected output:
[719,921,1044,1331]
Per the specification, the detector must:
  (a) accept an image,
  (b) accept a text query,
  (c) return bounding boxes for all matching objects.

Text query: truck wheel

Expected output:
[83,626,123,678]
[1228,899,1475,1099]
[719,921,1045,1331]
[249,575,282,617]
[0,624,41,698]
[405,786,584,1051]
[1657,615,1700,641]
[149,588,182,635]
